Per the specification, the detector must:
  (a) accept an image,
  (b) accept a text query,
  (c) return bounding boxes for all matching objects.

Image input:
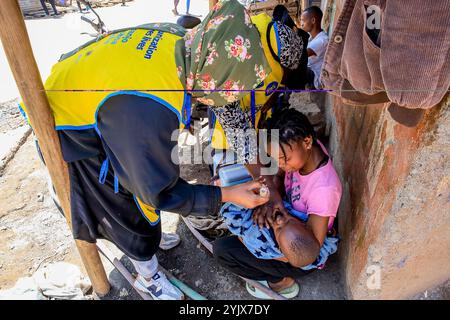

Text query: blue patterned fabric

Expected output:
[221,201,339,270]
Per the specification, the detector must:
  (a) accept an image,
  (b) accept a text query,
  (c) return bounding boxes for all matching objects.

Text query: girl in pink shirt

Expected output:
[266,108,342,246]
[213,108,342,299]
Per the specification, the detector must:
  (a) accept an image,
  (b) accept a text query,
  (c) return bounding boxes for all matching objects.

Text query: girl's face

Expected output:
[269,136,313,173]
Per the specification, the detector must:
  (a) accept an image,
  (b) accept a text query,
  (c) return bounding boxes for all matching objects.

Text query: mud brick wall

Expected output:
[323,0,450,300]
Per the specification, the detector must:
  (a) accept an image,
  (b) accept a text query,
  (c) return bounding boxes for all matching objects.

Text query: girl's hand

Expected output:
[252,178,289,229]
[221,179,270,209]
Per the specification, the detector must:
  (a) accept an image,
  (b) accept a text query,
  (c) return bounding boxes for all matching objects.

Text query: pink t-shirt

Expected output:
[284,140,342,230]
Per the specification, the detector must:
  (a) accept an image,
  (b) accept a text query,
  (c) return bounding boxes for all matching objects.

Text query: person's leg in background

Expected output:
[173,0,180,16]
[48,0,59,15]
[39,0,50,15]
[213,236,312,297]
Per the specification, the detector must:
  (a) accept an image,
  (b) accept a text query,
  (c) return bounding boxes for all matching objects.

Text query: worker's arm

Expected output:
[97,94,222,217]
[248,164,289,228]
[97,95,266,216]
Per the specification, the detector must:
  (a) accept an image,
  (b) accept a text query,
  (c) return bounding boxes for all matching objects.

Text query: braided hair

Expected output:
[264,108,316,156]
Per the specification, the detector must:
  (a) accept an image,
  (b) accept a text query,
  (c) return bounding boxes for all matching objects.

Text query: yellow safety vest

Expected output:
[20,15,282,224]
[210,13,284,149]
[22,28,189,131]
[21,27,190,225]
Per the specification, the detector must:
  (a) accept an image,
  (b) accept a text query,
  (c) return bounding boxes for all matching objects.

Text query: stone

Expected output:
[194,279,203,287]
[172,268,180,275]
[119,288,129,297]
[37,193,44,202]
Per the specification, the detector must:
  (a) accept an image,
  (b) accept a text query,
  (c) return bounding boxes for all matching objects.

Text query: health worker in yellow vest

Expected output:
[20,0,303,299]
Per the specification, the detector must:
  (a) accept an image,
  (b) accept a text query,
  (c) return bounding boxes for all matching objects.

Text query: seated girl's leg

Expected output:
[213,236,312,284]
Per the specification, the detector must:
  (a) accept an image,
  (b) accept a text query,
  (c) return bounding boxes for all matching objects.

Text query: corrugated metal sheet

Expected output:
[18,0,44,14]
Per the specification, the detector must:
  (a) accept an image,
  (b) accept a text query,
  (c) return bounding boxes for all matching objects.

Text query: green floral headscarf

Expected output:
[175,0,272,107]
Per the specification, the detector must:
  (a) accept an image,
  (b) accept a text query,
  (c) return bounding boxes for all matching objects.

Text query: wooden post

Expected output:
[0,0,110,296]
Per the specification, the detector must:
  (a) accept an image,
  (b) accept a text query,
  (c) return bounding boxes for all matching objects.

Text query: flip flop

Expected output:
[246,280,299,299]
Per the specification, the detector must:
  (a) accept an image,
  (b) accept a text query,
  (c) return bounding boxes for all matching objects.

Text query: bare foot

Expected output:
[268,277,296,292]
[172,9,179,16]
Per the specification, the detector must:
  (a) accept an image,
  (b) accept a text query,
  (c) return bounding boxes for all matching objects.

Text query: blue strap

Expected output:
[208,109,217,145]
[98,158,109,184]
[183,92,192,129]
[250,90,256,128]
[114,174,119,194]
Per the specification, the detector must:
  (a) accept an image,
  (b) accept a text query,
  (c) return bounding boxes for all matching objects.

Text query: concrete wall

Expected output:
[324,0,450,299]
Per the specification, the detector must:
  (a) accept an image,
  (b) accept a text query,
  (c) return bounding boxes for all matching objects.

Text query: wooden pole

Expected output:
[0,0,110,296]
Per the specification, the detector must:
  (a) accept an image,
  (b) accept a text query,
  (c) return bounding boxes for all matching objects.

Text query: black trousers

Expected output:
[68,156,161,261]
[213,236,313,283]
[306,67,317,89]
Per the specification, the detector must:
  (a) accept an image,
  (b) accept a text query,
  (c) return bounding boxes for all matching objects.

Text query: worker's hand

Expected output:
[252,179,288,229]
[221,178,270,209]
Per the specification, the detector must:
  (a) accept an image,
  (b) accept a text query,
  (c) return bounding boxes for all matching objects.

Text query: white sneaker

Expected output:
[159,232,181,250]
[134,271,184,300]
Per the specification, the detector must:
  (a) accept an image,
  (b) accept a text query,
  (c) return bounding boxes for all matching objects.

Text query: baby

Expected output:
[222,201,323,268]
[271,210,321,267]
[220,107,341,271]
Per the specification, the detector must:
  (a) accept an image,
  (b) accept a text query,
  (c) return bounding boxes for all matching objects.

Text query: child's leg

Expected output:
[213,235,312,285]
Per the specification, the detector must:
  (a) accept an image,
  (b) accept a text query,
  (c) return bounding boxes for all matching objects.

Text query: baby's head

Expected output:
[272,211,320,268]
[264,108,316,173]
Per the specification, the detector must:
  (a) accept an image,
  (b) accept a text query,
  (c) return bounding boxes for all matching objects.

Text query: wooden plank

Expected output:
[18,0,42,13]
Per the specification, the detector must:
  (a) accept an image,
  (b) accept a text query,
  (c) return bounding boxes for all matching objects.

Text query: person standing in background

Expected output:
[301,6,328,89]
[173,0,180,15]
